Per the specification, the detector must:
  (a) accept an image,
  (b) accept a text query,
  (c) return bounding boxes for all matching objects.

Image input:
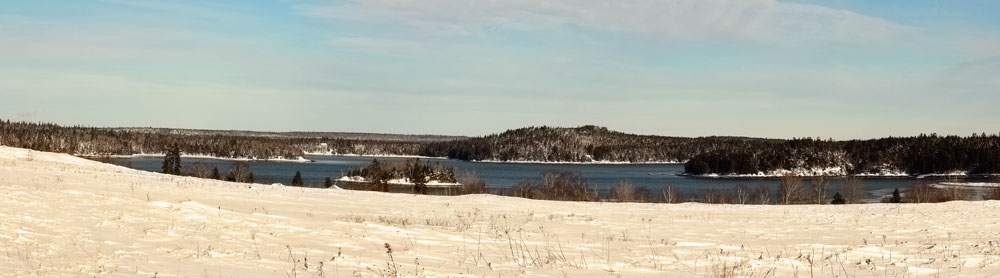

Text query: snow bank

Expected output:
[474,159,683,165]
[303,152,447,159]
[336,176,461,187]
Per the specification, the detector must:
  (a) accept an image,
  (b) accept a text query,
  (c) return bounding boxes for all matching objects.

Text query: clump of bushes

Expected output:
[609,181,653,202]
[505,170,599,201]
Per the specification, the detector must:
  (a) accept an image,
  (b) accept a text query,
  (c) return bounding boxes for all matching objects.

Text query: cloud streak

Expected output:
[302,0,911,44]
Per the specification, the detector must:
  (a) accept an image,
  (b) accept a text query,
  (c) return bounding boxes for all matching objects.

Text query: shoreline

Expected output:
[106,153,311,163]
[471,159,684,165]
[683,173,999,179]
[304,152,448,159]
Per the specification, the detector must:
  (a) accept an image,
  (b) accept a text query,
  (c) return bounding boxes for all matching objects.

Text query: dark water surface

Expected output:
[117,155,992,202]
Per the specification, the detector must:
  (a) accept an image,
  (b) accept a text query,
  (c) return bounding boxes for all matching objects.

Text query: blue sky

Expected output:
[1,0,998,138]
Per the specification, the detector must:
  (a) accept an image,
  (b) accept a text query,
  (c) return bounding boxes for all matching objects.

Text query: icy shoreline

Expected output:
[336,176,461,187]
[684,168,996,178]
[107,153,311,163]
[472,159,684,165]
[304,152,448,159]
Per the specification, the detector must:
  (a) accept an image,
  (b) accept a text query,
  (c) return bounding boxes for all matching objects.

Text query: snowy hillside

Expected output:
[0,146,998,277]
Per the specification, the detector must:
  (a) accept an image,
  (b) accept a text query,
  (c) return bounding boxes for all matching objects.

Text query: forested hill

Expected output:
[420,126,774,163]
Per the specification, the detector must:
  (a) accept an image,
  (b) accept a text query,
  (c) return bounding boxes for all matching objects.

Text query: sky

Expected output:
[1,0,998,139]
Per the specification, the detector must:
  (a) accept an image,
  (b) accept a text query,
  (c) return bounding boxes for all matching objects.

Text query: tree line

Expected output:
[684,134,1000,176]
[4,120,998,176]
[0,120,429,160]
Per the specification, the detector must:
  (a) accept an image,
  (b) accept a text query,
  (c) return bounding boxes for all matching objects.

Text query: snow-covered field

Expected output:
[1,146,998,277]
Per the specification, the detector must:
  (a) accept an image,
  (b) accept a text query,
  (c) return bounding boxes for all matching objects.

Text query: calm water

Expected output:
[116,155,991,202]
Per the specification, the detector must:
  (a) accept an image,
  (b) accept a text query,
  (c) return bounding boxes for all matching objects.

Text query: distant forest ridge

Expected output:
[106,127,467,142]
[1,120,998,176]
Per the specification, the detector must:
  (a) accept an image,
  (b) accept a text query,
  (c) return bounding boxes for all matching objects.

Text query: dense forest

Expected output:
[420,125,770,162]
[684,134,1000,176]
[0,120,434,160]
[3,120,998,176]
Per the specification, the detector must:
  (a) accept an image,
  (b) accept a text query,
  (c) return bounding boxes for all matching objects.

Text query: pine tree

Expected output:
[292,171,304,186]
[247,172,255,184]
[831,192,846,204]
[890,188,902,203]
[324,177,334,188]
[210,167,221,180]
[408,159,429,194]
[161,146,181,175]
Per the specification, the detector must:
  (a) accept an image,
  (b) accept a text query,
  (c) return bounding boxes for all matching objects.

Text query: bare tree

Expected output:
[842,176,866,204]
[778,174,804,205]
[227,161,252,183]
[186,161,213,178]
[753,184,770,205]
[702,187,718,204]
[734,183,752,204]
[662,186,684,204]
[809,175,830,204]
[906,182,935,203]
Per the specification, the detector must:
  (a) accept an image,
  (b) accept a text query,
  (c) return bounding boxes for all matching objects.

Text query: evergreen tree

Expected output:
[210,167,221,180]
[292,171,304,186]
[831,192,846,204]
[324,177,334,188]
[247,172,255,184]
[889,188,902,203]
[408,158,429,194]
[161,146,181,175]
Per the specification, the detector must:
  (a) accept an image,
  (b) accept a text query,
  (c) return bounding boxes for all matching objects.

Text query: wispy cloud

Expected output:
[301,0,911,44]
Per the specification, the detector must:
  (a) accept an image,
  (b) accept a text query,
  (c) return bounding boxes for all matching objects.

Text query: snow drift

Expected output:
[0,146,998,277]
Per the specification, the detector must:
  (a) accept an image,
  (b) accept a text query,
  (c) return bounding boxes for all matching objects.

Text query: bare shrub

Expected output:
[841,176,866,204]
[610,181,636,202]
[710,254,776,278]
[633,186,654,203]
[906,182,969,203]
[752,184,770,205]
[508,179,535,199]
[455,170,487,195]
[662,186,685,204]
[985,186,1000,201]
[536,170,597,201]
[733,183,751,204]
[778,174,804,204]
[701,187,733,204]
[185,161,213,178]
[907,182,938,203]
[985,176,1000,200]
